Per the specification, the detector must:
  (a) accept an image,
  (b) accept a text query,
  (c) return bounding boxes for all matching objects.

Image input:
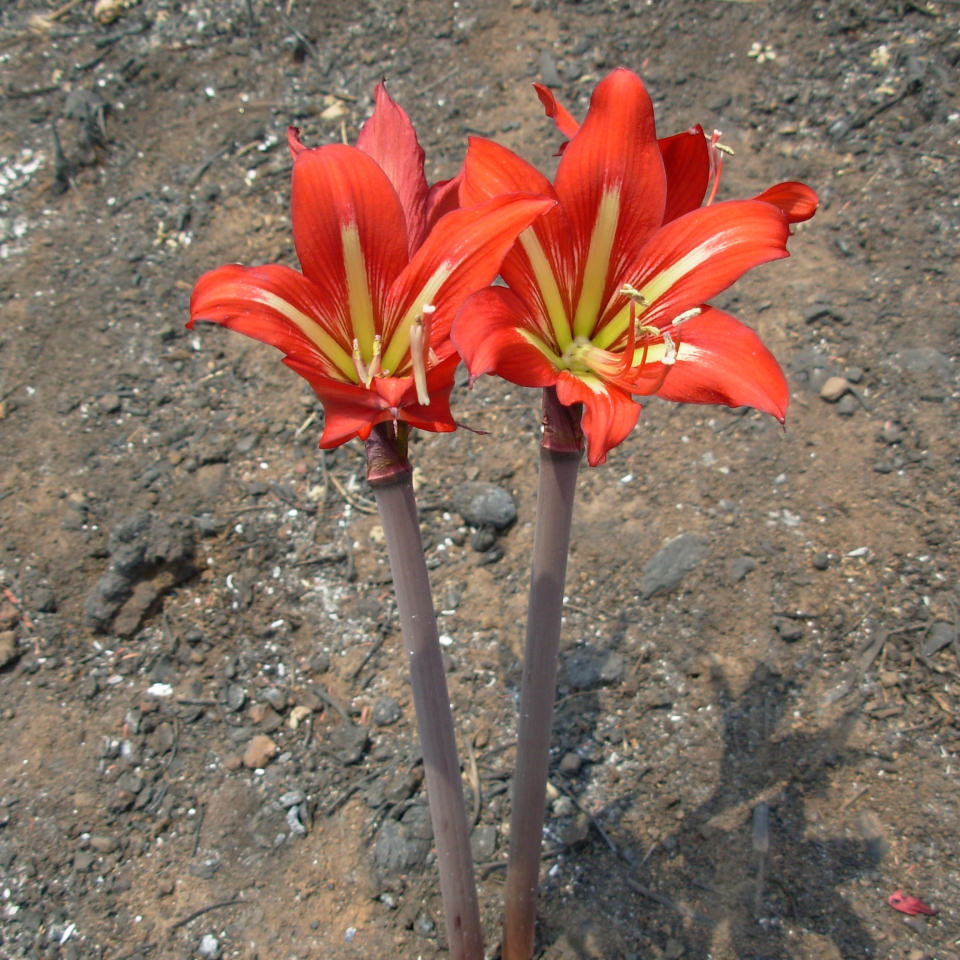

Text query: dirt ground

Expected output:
[1,1,959,958]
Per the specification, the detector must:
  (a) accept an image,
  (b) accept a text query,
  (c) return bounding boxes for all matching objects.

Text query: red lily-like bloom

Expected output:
[190,83,552,448]
[452,69,818,465]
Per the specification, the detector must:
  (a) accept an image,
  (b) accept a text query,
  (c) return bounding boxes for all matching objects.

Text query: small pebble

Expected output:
[263,687,288,712]
[452,482,517,530]
[559,751,582,774]
[812,551,830,570]
[820,376,850,402]
[922,621,957,657]
[371,696,401,726]
[89,835,119,854]
[286,804,307,836]
[774,617,804,642]
[197,933,221,960]
[470,824,497,861]
[242,734,278,769]
[837,394,859,417]
[727,556,756,583]
[469,525,497,552]
[225,683,245,712]
[879,420,903,445]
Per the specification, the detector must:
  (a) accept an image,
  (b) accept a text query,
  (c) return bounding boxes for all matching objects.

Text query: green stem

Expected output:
[366,423,483,960]
[502,388,583,960]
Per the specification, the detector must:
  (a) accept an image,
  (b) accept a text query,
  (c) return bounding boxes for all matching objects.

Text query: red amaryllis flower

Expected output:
[452,68,818,465]
[190,84,552,448]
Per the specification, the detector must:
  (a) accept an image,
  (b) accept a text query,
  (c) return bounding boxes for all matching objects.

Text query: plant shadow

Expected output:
[537,659,879,959]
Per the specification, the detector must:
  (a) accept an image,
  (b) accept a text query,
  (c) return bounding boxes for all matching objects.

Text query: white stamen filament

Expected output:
[661,331,677,365]
[409,305,435,406]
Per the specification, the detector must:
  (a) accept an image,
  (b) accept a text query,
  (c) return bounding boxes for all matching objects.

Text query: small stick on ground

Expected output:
[170,898,245,930]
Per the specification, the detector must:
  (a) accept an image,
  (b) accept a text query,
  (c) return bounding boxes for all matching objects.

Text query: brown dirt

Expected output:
[1,1,959,958]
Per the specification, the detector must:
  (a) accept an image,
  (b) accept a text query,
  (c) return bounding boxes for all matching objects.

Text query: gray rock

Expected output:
[774,617,804,643]
[727,556,756,583]
[640,534,706,598]
[559,752,582,774]
[371,696,401,726]
[836,394,859,417]
[893,348,953,380]
[922,621,957,658]
[262,686,288,712]
[89,835,119,854]
[469,525,497,552]
[225,683,246,712]
[373,809,432,873]
[32,585,56,613]
[329,722,368,765]
[878,421,904,445]
[564,643,624,691]
[453,482,517,530]
[285,804,307,836]
[470,824,497,861]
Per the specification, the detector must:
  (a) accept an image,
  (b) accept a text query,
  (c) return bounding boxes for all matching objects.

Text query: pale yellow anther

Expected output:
[672,307,702,326]
[636,322,661,339]
[352,338,370,386]
[620,283,650,308]
[368,334,383,380]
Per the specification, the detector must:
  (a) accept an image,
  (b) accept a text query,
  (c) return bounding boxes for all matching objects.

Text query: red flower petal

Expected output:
[554,370,641,466]
[753,181,819,224]
[659,125,710,223]
[533,82,580,141]
[425,172,462,234]
[290,143,409,340]
[453,286,560,387]
[460,137,574,345]
[553,68,666,336]
[189,263,355,383]
[284,353,459,447]
[355,81,431,254]
[653,307,789,420]
[380,193,555,375]
[612,199,791,334]
[887,890,937,917]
